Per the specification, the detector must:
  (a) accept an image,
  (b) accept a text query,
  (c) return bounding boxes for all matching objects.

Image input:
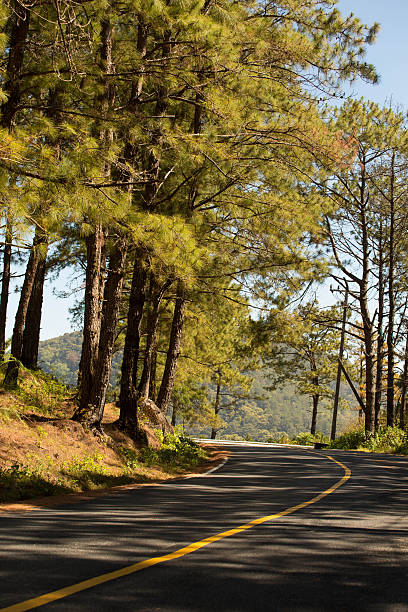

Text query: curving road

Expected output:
[1,443,408,611]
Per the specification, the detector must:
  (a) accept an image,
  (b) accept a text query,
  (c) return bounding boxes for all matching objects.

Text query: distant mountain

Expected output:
[188,369,357,440]
[38,331,122,388]
[38,332,82,386]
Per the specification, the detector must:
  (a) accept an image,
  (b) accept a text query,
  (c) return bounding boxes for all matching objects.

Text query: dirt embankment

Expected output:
[0,368,227,507]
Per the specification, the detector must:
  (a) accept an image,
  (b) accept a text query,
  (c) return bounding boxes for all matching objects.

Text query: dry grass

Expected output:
[0,367,211,503]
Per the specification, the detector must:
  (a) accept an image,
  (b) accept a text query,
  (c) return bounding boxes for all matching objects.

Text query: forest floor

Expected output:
[0,367,221,505]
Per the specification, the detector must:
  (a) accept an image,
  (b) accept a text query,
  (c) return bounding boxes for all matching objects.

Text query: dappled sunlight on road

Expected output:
[0,445,407,610]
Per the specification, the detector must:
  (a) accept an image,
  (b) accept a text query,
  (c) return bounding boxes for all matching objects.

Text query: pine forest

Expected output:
[2,0,408,469]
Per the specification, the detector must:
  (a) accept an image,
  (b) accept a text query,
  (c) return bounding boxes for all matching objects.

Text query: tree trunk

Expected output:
[375,218,384,431]
[76,224,106,411]
[386,152,395,426]
[210,380,221,440]
[149,343,158,402]
[157,280,186,415]
[171,403,177,427]
[359,160,375,436]
[399,330,408,430]
[138,277,170,399]
[118,252,147,435]
[21,252,47,368]
[0,218,12,359]
[4,232,45,385]
[1,3,31,131]
[0,4,31,357]
[311,394,319,435]
[75,236,128,429]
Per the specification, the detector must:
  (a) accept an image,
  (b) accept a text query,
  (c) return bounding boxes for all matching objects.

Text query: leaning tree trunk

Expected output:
[118,252,147,435]
[157,280,186,415]
[4,231,45,385]
[21,252,47,368]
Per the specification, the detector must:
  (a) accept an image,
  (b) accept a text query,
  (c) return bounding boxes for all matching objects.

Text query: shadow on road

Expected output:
[1,447,408,611]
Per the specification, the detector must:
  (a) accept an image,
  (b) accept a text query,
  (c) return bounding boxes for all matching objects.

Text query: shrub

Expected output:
[292,432,316,446]
[140,434,206,468]
[330,429,366,450]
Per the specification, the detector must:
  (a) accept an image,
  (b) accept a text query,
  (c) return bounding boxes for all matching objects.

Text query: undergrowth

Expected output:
[138,432,206,469]
[331,426,408,454]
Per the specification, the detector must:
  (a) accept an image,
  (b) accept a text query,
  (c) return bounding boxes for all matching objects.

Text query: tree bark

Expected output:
[311,393,319,436]
[386,151,396,426]
[21,252,47,368]
[75,236,128,429]
[210,380,221,440]
[1,2,31,131]
[359,160,376,436]
[399,330,408,430]
[375,218,384,430]
[0,4,31,357]
[4,231,45,385]
[118,252,147,434]
[0,218,12,359]
[76,224,106,411]
[157,280,186,415]
[138,276,171,399]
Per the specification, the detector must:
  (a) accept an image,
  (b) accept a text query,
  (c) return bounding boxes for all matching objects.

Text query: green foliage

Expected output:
[292,432,317,446]
[330,426,408,454]
[14,369,70,416]
[0,463,69,502]
[140,434,207,468]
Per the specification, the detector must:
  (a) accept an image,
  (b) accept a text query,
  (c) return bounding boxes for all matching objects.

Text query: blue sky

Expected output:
[337,0,408,107]
[6,1,406,341]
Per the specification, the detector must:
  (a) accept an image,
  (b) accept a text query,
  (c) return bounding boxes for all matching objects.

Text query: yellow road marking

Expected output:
[1,453,351,612]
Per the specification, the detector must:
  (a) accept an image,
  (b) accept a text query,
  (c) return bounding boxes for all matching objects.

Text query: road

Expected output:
[1,443,408,611]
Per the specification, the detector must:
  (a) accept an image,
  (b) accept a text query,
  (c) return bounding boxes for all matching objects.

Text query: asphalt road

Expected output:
[1,444,408,611]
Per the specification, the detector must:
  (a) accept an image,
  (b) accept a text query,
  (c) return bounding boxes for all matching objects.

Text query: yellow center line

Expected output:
[1,453,351,612]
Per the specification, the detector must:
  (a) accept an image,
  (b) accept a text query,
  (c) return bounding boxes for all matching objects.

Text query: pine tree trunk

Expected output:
[311,394,319,435]
[386,153,395,426]
[1,3,31,131]
[399,331,408,430]
[118,252,147,434]
[21,252,47,369]
[375,219,384,431]
[0,218,12,359]
[0,4,31,358]
[4,232,44,385]
[359,160,375,436]
[138,277,170,399]
[210,381,221,440]
[157,280,186,415]
[75,224,106,413]
[76,236,128,429]
[171,403,177,427]
[149,343,158,402]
